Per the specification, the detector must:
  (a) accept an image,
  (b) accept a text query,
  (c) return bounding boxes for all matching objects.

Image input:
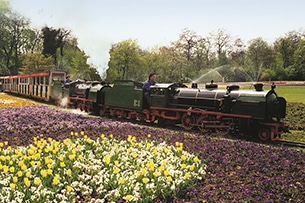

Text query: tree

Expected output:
[0,9,30,74]
[174,28,200,61]
[41,26,70,65]
[210,28,232,57]
[291,39,305,80]
[171,28,211,81]
[20,28,43,54]
[273,31,304,80]
[274,31,302,69]
[246,38,275,81]
[106,39,143,81]
[230,38,246,66]
[19,52,54,74]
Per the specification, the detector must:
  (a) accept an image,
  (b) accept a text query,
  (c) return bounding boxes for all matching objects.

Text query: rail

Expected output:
[274,140,305,148]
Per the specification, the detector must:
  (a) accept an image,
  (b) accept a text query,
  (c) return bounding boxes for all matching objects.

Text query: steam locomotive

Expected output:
[0,71,288,141]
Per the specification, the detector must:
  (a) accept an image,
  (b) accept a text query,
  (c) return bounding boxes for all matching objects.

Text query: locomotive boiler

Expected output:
[163,82,287,140]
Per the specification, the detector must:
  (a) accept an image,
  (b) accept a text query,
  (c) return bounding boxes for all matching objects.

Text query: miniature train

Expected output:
[0,71,289,141]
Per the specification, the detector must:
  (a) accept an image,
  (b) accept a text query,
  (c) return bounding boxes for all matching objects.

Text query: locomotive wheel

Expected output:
[119,111,127,118]
[99,106,106,116]
[85,103,90,112]
[214,123,230,136]
[181,113,195,130]
[258,128,271,141]
[137,113,146,121]
[197,115,209,133]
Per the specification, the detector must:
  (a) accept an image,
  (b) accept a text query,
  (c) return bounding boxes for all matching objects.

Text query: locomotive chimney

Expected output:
[271,82,276,90]
[254,83,263,91]
[191,83,198,88]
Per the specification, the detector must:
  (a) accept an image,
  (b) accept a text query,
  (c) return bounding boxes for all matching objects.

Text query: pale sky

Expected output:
[9,0,305,75]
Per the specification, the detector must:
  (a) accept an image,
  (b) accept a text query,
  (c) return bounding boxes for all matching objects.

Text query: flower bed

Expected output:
[0,93,38,108]
[0,95,305,202]
[0,133,205,202]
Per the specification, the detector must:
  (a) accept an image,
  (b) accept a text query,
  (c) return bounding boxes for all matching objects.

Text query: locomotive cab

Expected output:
[150,83,187,108]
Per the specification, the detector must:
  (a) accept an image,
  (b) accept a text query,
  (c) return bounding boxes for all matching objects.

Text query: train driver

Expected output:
[143,72,157,109]
[64,75,73,84]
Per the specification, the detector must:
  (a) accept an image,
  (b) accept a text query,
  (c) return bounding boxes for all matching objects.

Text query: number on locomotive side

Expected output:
[134,100,141,107]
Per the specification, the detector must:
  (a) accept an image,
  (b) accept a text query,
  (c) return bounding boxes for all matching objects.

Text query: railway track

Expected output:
[274,140,305,148]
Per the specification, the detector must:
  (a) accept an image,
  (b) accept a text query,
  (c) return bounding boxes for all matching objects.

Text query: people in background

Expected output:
[64,75,73,84]
[143,72,156,109]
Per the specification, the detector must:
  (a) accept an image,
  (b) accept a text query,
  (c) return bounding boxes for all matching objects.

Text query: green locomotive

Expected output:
[59,76,288,141]
[96,80,287,141]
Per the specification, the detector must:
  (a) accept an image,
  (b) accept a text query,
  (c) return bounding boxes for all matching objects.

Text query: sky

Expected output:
[8,0,305,75]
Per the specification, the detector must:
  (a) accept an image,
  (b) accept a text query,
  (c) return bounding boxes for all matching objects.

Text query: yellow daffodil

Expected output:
[119,179,125,185]
[153,171,159,177]
[132,153,137,158]
[9,166,14,173]
[66,169,72,176]
[104,155,110,165]
[25,171,31,178]
[10,183,16,190]
[181,163,186,169]
[125,195,132,201]
[40,169,47,178]
[101,134,105,139]
[34,177,42,185]
[12,176,18,183]
[66,185,73,192]
[142,177,149,184]
[141,168,146,175]
[53,176,60,185]
[58,156,64,162]
[113,167,119,174]
[24,177,31,187]
[136,171,141,178]
[17,171,23,177]
[47,169,53,175]
[3,165,8,173]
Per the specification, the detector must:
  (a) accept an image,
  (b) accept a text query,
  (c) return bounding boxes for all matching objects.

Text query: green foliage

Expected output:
[19,52,54,74]
[283,102,305,130]
[292,39,305,80]
[0,4,99,79]
[282,130,305,142]
[106,39,145,82]
[260,68,276,81]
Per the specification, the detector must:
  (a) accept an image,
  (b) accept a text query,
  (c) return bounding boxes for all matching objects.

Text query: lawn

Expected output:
[273,85,305,104]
